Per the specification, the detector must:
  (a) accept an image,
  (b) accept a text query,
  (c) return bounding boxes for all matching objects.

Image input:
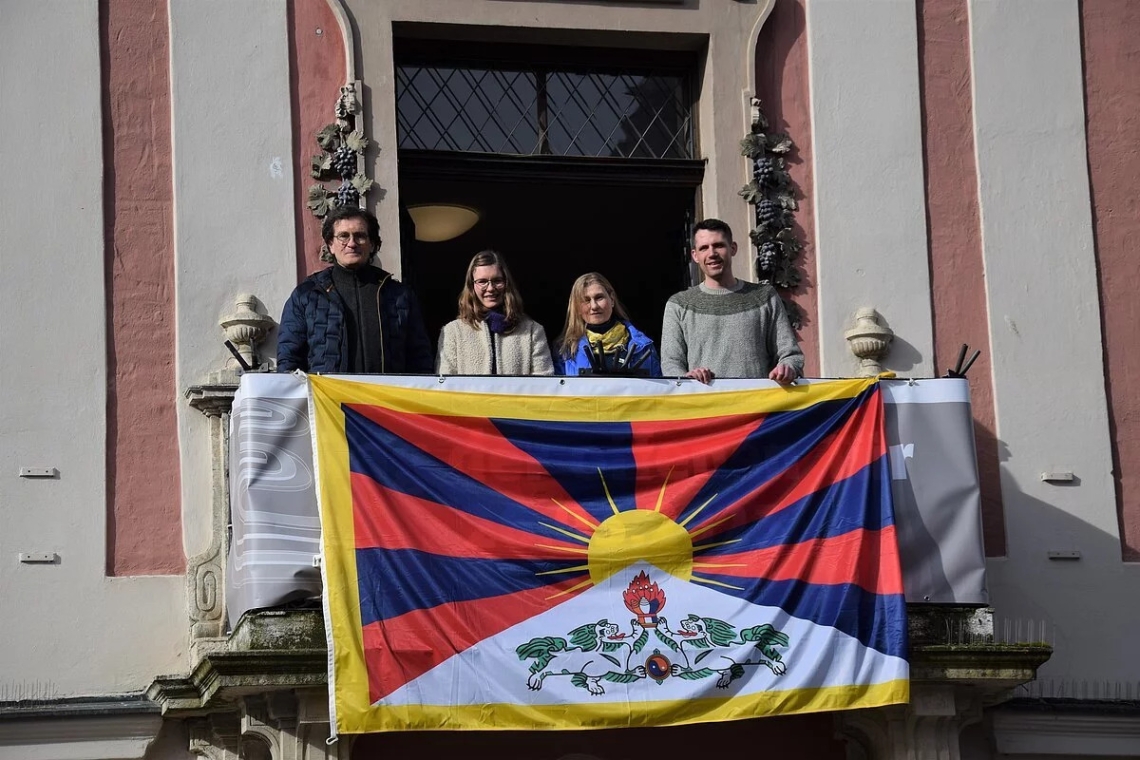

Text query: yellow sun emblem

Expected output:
[536,468,743,597]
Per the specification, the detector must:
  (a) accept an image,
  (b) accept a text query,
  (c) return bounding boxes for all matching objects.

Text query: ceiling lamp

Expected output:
[407,204,481,243]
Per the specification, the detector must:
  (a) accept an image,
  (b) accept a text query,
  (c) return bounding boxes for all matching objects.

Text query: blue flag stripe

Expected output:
[690,575,907,658]
[696,454,893,554]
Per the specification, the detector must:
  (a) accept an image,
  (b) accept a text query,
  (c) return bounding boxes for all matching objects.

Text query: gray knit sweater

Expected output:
[660,281,804,378]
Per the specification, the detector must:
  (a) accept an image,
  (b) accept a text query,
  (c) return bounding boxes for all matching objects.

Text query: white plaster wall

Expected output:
[969,0,1140,684]
[807,0,935,377]
[169,0,298,558]
[0,1,186,695]
[340,0,772,279]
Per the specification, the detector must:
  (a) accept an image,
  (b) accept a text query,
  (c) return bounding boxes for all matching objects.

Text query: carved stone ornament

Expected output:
[845,308,894,377]
[308,80,376,233]
[220,293,276,372]
[185,692,353,760]
[334,84,360,128]
[740,97,804,326]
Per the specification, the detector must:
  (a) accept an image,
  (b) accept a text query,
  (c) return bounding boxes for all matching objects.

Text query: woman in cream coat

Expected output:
[436,250,555,376]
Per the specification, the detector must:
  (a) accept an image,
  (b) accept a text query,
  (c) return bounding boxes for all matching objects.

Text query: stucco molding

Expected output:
[991,707,1140,756]
[324,0,356,83]
[0,713,163,760]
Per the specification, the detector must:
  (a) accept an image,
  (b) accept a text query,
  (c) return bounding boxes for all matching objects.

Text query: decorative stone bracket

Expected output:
[187,690,352,760]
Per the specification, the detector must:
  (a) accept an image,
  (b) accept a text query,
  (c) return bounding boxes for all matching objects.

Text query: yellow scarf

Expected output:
[586,322,631,356]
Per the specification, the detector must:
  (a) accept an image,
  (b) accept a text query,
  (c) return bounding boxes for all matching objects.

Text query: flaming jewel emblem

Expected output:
[623,571,666,627]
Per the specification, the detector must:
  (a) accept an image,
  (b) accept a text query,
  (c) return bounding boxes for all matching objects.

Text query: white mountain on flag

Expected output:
[375,561,908,708]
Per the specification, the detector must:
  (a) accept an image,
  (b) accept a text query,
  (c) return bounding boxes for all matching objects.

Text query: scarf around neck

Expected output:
[484,310,511,334]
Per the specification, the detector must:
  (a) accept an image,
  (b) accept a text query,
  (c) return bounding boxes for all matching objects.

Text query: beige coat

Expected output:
[436,316,555,376]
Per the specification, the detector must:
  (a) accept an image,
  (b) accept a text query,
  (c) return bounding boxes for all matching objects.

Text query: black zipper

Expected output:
[488,326,498,375]
[376,274,391,373]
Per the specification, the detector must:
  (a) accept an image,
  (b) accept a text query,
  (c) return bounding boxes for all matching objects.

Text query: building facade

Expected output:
[1,0,1138,758]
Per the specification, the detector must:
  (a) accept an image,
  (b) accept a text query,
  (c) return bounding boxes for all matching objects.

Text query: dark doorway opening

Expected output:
[399,159,697,352]
[392,38,704,354]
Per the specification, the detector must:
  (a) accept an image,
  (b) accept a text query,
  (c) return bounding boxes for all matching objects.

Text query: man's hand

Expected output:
[769,363,797,385]
[684,368,715,385]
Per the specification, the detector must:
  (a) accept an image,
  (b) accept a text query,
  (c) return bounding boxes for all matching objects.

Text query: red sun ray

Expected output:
[629,413,766,518]
[694,526,904,596]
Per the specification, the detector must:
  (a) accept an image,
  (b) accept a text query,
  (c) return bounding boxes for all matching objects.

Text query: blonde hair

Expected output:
[557,272,630,358]
[457,250,525,329]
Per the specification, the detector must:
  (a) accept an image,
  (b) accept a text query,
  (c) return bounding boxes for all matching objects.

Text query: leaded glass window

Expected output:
[396,62,693,159]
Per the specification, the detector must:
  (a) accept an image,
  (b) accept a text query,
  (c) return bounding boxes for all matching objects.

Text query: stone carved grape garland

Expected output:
[307,83,376,263]
[739,98,805,327]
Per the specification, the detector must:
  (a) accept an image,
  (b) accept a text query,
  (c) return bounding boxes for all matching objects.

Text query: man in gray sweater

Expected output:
[661,218,804,384]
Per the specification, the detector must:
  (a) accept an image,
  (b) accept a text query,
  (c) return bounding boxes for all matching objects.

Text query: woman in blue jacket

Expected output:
[555,272,662,377]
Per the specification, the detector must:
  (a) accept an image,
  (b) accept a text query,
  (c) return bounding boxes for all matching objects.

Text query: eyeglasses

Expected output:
[333,232,372,245]
[473,278,506,290]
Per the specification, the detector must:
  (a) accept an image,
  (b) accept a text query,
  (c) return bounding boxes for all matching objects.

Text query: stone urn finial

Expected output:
[845,308,893,377]
[219,294,275,371]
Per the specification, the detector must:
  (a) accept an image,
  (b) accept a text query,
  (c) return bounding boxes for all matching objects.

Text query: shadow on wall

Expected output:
[884,334,926,375]
[985,463,1140,691]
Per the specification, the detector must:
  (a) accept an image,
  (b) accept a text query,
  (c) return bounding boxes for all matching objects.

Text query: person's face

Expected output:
[691,229,736,280]
[579,283,614,326]
[472,264,506,310]
[330,218,373,269]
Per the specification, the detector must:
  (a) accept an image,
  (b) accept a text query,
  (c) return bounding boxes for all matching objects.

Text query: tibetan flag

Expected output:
[311,375,908,734]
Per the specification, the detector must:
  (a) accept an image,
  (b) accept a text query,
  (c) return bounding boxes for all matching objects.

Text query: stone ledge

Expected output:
[910,645,1052,695]
[148,610,327,716]
[0,693,158,721]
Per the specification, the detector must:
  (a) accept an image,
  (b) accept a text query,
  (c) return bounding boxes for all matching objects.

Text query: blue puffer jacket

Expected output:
[555,321,663,377]
[277,267,433,373]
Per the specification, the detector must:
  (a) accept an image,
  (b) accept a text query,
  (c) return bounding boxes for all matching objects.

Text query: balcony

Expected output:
[157,368,1051,757]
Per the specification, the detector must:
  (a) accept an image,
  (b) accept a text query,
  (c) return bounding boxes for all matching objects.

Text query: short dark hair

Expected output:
[321,205,382,249]
[692,218,733,245]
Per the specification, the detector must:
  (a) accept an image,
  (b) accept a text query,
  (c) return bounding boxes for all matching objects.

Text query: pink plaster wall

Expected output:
[917,0,1006,556]
[100,0,184,575]
[289,0,347,280]
[1080,0,1140,560]
[754,0,819,377]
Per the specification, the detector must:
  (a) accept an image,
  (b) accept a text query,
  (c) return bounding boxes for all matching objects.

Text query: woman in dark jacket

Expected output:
[555,272,662,377]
